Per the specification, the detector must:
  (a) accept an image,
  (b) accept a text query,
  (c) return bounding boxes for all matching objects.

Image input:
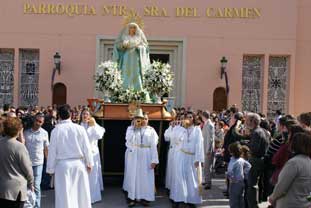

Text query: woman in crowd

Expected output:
[215,120,225,148]
[223,112,245,163]
[0,117,34,208]
[298,112,311,130]
[222,112,245,197]
[271,124,305,185]
[80,109,105,204]
[269,132,311,208]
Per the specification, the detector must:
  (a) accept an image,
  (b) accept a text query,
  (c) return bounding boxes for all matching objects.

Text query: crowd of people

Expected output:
[164,106,311,208]
[0,103,311,208]
[0,104,105,208]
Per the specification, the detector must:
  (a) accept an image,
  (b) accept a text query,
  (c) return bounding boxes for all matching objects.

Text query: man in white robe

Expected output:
[80,109,105,204]
[123,109,159,207]
[164,120,184,190]
[170,112,205,207]
[46,105,93,208]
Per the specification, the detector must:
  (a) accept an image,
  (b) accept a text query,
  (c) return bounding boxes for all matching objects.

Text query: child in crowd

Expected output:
[240,145,250,161]
[241,145,250,208]
[228,142,251,208]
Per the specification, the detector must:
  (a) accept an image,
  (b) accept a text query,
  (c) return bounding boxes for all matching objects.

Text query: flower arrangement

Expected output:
[95,61,122,95]
[95,60,175,104]
[111,88,148,103]
[143,61,174,96]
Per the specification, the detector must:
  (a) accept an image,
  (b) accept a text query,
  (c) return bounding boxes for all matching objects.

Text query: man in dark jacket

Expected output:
[246,113,270,208]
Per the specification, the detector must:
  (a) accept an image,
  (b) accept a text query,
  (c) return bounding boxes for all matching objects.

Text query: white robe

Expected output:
[164,125,184,190]
[47,119,93,208]
[81,122,105,204]
[123,125,159,201]
[170,126,205,204]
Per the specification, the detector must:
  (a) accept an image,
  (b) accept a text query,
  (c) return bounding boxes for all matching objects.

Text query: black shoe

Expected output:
[128,200,136,207]
[140,199,150,207]
[171,202,181,208]
[187,203,196,208]
[205,185,211,190]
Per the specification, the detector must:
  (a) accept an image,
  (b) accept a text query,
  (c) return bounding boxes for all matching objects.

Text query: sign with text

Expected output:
[23,3,261,19]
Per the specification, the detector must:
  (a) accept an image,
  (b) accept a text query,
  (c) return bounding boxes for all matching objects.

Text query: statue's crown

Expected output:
[123,13,144,29]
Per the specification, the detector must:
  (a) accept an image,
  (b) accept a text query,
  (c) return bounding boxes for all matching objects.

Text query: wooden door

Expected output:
[213,87,228,112]
[52,83,67,105]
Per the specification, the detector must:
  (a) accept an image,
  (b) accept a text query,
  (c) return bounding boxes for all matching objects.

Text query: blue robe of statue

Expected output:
[112,23,150,91]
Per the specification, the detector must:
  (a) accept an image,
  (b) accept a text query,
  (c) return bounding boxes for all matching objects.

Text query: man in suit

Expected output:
[202,111,215,189]
[246,113,270,208]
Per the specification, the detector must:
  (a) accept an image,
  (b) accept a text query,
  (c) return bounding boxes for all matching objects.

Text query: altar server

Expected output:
[164,118,184,190]
[80,109,105,204]
[123,109,159,207]
[46,105,93,208]
[170,112,205,207]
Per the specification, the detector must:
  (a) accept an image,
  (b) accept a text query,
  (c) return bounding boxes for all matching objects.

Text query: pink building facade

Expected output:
[0,0,310,116]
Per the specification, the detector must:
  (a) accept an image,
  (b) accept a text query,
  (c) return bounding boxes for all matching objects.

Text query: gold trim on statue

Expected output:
[123,13,144,29]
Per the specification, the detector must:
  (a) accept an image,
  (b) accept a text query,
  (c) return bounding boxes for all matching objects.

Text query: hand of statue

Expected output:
[194,161,200,168]
[150,163,157,169]
[123,40,130,48]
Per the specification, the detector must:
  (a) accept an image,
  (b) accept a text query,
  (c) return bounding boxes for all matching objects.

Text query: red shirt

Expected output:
[271,143,290,185]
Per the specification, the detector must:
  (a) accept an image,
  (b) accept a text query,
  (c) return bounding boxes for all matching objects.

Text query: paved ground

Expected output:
[41,176,269,208]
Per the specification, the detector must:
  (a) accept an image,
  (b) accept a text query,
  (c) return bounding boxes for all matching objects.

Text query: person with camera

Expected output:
[123,109,159,207]
[24,113,49,208]
[170,111,205,208]
[80,108,105,204]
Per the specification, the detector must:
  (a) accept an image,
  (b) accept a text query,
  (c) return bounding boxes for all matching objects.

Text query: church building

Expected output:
[0,0,310,117]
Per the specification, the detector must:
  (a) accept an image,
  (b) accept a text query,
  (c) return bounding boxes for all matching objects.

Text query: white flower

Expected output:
[143,61,174,96]
[95,60,123,95]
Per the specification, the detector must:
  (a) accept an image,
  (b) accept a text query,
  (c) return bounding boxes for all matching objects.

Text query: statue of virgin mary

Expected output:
[112,22,150,91]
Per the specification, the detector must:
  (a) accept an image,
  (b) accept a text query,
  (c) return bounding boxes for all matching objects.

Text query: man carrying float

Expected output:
[170,111,205,208]
[164,113,185,191]
[123,109,159,207]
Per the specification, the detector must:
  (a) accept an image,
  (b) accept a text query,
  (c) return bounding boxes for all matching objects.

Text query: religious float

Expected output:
[87,14,174,183]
